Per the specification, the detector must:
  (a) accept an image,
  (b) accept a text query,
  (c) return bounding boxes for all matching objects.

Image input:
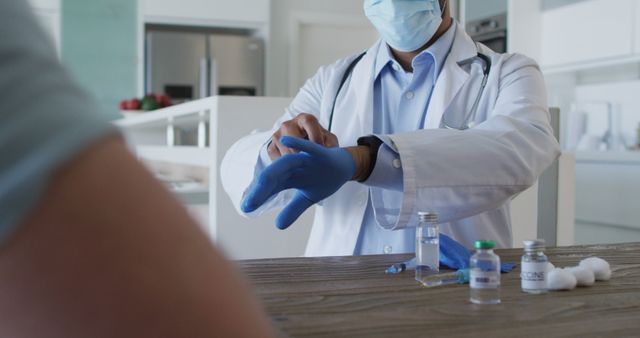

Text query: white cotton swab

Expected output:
[579,257,612,281]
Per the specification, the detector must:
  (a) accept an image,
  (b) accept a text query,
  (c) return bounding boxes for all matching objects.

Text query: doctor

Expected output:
[221,0,560,256]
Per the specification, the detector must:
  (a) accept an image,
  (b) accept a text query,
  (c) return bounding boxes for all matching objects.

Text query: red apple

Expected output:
[130,98,141,110]
[158,94,172,107]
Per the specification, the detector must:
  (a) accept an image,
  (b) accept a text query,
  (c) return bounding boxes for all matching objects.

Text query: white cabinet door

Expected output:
[541,0,634,67]
[575,154,640,231]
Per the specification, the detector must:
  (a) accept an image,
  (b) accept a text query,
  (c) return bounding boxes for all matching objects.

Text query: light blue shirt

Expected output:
[354,23,457,255]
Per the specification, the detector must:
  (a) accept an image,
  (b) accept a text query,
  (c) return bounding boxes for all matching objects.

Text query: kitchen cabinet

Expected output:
[574,151,640,244]
[541,0,635,68]
[141,0,269,26]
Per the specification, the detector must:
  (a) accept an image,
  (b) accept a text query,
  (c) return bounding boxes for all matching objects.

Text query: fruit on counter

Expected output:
[157,94,172,108]
[119,98,141,110]
[141,95,160,111]
[119,93,172,111]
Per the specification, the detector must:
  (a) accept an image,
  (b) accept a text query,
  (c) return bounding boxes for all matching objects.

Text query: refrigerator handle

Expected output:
[209,58,218,97]
[198,58,209,99]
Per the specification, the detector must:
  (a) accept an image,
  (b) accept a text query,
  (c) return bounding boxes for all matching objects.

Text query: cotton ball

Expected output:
[579,257,612,281]
[567,266,595,286]
[547,268,577,291]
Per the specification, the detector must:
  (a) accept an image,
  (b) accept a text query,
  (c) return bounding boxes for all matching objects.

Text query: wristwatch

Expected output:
[356,135,384,182]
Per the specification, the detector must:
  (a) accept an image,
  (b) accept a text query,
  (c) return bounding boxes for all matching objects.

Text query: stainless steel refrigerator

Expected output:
[145,28,264,102]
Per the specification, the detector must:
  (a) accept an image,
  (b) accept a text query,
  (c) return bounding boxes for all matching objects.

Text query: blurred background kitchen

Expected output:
[30,0,640,257]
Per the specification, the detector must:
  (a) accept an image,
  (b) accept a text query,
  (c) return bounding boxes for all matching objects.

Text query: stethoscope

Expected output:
[328,48,492,132]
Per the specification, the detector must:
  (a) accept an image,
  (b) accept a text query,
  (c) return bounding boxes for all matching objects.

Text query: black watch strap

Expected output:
[356,136,384,182]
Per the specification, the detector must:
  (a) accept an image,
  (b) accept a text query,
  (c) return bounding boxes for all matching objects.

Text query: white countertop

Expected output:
[574,151,640,164]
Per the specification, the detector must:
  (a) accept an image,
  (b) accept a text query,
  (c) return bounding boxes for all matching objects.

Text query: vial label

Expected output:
[470,270,499,289]
[521,262,547,289]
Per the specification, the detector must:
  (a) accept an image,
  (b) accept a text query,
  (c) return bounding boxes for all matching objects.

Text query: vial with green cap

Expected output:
[470,240,501,304]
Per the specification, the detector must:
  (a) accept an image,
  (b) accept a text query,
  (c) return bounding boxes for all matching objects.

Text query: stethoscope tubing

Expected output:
[445,52,491,130]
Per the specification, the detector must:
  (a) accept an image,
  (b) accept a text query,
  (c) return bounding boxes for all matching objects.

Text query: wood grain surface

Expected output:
[239,243,640,338]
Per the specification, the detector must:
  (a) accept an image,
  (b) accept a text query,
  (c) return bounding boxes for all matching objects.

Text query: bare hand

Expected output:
[268,113,339,161]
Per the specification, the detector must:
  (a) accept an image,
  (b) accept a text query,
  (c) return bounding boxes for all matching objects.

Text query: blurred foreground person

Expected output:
[0,1,273,337]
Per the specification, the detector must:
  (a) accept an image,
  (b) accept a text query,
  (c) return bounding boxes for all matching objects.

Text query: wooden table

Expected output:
[239,243,640,337]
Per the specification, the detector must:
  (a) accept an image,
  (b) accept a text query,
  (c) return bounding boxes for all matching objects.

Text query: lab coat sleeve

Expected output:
[220,63,335,217]
[370,55,561,230]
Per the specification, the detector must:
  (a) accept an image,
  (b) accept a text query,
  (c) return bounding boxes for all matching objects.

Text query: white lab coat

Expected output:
[220,22,560,256]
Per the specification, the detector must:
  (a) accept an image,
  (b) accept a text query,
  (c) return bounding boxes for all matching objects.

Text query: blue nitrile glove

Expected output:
[241,136,356,230]
[440,234,471,269]
[440,234,516,273]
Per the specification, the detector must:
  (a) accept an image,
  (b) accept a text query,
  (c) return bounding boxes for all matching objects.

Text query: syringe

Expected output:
[418,268,469,287]
[385,258,469,287]
[385,257,417,274]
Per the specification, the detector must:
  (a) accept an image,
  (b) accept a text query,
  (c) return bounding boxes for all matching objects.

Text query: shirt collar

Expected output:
[374,22,457,81]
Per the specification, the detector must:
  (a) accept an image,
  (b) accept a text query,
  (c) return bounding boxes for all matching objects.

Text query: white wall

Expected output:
[141,0,269,26]
[267,0,374,97]
[508,0,542,63]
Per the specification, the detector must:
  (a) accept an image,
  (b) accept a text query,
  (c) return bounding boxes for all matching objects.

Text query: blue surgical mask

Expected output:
[364,0,443,52]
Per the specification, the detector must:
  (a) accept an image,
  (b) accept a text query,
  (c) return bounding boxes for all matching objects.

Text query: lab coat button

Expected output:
[383,245,393,254]
[392,63,400,71]
[392,158,402,169]
[405,91,414,100]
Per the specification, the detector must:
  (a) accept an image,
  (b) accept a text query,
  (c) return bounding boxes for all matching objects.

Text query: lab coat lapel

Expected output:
[333,41,381,145]
[424,23,479,129]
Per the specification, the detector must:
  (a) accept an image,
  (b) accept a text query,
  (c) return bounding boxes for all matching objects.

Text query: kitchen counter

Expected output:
[573,151,640,244]
[574,151,640,164]
[239,243,640,337]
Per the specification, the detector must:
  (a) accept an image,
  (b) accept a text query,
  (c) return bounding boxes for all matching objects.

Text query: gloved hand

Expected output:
[440,234,516,273]
[439,234,471,270]
[241,136,356,230]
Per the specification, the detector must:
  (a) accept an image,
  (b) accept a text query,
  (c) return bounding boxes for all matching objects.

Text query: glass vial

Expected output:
[521,239,549,294]
[415,212,439,285]
[470,240,501,305]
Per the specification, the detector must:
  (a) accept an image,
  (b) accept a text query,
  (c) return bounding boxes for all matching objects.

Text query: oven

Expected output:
[466,13,507,53]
